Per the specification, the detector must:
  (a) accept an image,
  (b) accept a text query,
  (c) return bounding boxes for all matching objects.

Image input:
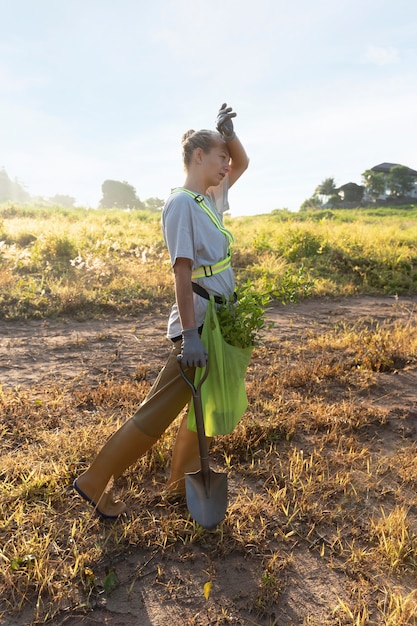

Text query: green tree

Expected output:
[99,180,144,209]
[299,196,323,211]
[301,177,337,211]
[49,194,76,208]
[0,168,12,202]
[315,177,337,197]
[362,170,386,201]
[143,197,165,212]
[388,165,415,198]
[313,177,338,206]
[0,168,30,203]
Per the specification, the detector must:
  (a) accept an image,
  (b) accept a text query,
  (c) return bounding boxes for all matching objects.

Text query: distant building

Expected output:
[364,162,417,202]
[336,182,365,203]
[371,162,417,177]
[337,163,417,204]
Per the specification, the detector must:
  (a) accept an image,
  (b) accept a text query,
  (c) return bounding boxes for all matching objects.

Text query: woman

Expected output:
[73,103,249,518]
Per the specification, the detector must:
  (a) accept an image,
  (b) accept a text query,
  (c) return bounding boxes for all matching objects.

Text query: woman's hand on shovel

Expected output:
[180,328,208,368]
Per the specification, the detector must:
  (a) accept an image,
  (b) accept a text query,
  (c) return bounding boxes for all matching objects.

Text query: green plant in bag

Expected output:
[216,281,271,349]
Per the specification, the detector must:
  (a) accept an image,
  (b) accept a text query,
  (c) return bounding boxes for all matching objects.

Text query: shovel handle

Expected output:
[177,356,210,484]
[176,356,209,394]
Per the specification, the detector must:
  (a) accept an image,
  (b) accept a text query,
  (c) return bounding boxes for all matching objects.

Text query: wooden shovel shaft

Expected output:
[177,358,210,492]
[192,385,211,494]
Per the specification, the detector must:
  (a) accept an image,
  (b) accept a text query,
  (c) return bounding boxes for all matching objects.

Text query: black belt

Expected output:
[170,284,237,343]
[171,283,237,343]
[192,282,237,305]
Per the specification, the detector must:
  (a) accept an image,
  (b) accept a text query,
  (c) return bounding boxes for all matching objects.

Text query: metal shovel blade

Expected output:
[185,468,228,530]
[177,357,228,530]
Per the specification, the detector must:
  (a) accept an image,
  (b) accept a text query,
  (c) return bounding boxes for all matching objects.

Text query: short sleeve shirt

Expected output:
[161,177,235,338]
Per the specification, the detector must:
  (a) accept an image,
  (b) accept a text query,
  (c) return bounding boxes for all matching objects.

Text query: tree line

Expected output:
[99,180,163,212]
[0,168,164,211]
[302,164,416,210]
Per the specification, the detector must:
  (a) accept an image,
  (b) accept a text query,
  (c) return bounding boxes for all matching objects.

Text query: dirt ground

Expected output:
[1,295,417,625]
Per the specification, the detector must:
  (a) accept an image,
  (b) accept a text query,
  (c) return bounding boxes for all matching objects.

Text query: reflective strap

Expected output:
[171,187,234,280]
[191,254,231,279]
[171,187,234,247]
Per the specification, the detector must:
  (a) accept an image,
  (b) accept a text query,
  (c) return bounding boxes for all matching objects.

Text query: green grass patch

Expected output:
[1,203,417,319]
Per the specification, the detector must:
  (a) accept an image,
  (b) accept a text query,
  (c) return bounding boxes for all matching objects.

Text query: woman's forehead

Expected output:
[213,139,230,155]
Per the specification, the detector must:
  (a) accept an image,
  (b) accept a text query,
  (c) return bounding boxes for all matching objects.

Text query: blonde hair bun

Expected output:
[181,130,195,144]
[181,129,223,168]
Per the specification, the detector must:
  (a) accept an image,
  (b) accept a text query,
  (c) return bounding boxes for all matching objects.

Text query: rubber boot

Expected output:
[166,413,212,497]
[74,418,157,518]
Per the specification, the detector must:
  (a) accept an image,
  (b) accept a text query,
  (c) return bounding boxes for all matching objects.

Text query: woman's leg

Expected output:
[166,412,212,495]
[74,421,157,518]
[73,343,192,517]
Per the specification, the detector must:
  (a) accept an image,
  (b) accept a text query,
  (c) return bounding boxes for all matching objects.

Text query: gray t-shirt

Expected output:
[162,178,235,339]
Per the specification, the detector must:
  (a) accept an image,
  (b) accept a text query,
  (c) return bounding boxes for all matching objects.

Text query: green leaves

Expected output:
[10,554,36,571]
[270,265,314,304]
[216,268,314,350]
[216,281,271,349]
[103,569,119,595]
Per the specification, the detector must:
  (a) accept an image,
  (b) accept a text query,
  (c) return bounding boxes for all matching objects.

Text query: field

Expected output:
[1,204,417,625]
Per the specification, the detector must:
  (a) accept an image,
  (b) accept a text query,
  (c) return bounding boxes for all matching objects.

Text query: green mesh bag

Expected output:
[187,296,253,436]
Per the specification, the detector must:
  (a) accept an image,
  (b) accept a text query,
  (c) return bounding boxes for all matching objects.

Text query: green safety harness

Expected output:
[172,187,234,280]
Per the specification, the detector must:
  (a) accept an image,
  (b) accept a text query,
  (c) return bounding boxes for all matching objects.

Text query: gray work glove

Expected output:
[180,328,208,368]
[216,103,237,142]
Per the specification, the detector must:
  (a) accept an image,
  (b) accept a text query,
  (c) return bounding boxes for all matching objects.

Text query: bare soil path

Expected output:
[1,295,414,391]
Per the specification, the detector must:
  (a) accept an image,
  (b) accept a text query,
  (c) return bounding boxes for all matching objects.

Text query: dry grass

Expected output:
[1,306,417,624]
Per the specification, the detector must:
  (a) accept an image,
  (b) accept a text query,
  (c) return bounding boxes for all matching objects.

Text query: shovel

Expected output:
[177,357,228,530]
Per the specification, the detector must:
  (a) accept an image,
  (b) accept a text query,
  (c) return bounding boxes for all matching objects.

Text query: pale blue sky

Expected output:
[1,0,416,215]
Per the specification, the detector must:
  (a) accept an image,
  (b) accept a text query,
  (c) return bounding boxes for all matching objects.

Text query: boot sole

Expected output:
[73,479,121,520]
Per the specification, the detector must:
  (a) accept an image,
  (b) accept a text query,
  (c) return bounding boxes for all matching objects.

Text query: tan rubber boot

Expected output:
[73,418,157,518]
[166,413,212,497]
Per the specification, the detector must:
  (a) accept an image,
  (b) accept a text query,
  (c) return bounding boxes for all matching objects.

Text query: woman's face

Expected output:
[202,141,231,187]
